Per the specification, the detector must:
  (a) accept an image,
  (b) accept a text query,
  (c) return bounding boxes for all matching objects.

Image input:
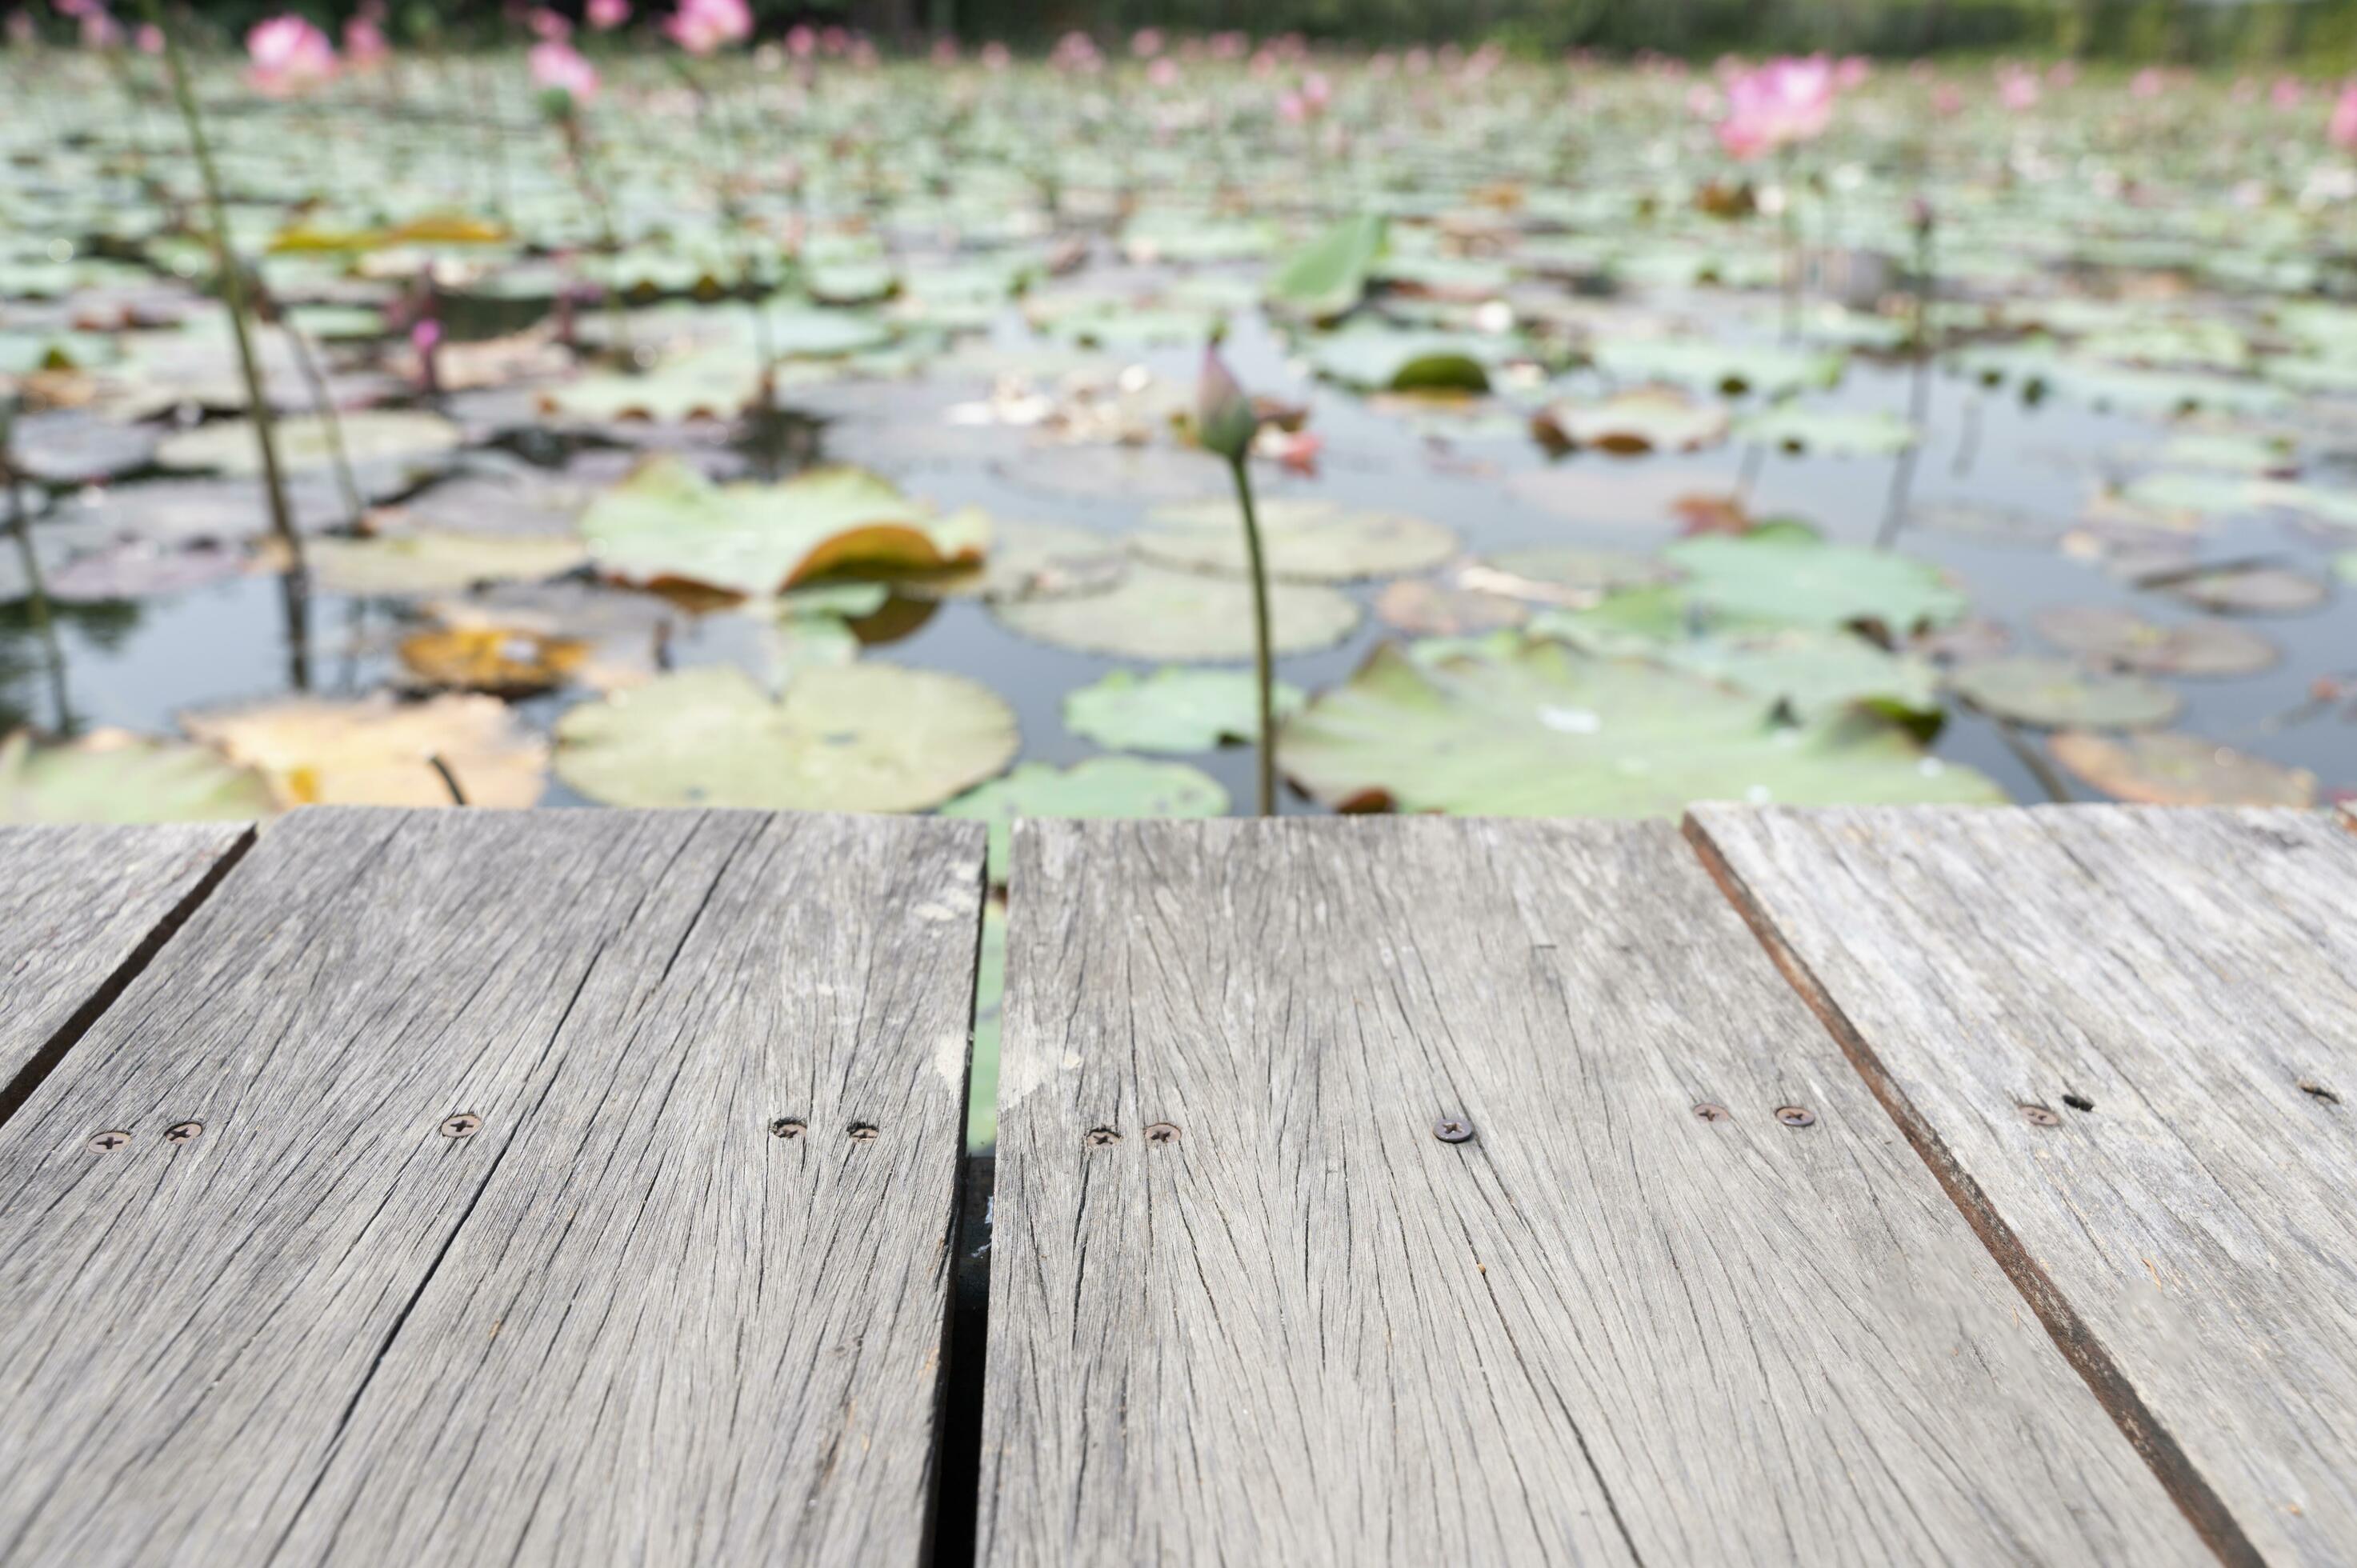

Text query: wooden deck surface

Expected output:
[0,803,2349,1565]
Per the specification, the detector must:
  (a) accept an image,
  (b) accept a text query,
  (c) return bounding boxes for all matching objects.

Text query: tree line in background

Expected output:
[4,0,2354,62]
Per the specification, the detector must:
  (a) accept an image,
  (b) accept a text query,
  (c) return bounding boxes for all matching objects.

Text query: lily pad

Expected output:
[1374,578,1531,636]
[939,757,1229,882]
[1278,641,2002,816]
[1477,546,1680,602]
[2049,730,2316,807]
[898,519,1127,602]
[155,410,463,477]
[1655,628,1943,724]
[305,530,587,596]
[2156,565,2329,616]
[397,624,590,694]
[0,728,275,822]
[1136,498,1459,582]
[9,410,162,486]
[1063,667,1307,754]
[182,692,549,808]
[1591,338,1844,398]
[553,663,1018,813]
[582,457,986,600]
[1304,323,1495,393]
[1664,530,1966,634]
[993,562,1359,662]
[1531,387,1729,454]
[1733,406,1917,457]
[1948,657,2183,731]
[2032,606,2278,677]
[1267,213,1387,320]
[46,540,252,602]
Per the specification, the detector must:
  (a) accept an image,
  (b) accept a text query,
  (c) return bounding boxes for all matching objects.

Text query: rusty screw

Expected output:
[2019,1103,2062,1127]
[439,1113,482,1139]
[163,1121,203,1145]
[1692,1102,1731,1123]
[1433,1117,1475,1144]
[847,1123,879,1142]
[1085,1126,1121,1147]
[86,1129,132,1154]
[769,1118,806,1139]
[1144,1122,1180,1145]
[1774,1106,1816,1129]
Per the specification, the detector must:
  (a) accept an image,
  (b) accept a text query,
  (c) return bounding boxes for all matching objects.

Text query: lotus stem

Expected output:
[275,309,363,530]
[138,0,302,565]
[4,450,73,738]
[1876,208,1937,551]
[1225,454,1277,818]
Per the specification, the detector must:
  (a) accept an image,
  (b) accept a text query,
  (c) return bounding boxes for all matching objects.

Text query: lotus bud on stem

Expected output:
[1197,341,1275,818]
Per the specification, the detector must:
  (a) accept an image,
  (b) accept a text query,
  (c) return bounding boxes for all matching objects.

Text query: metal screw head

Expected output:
[1084,1126,1120,1147]
[1144,1122,1180,1145]
[1774,1106,1816,1129]
[1692,1102,1731,1123]
[439,1113,482,1139]
[769,1117,806,1139]
[163,1121,203,1145]
[86,1130,132,1154]
[1433,1117,1475,1144]
[846,1123,879,1142]
[2019,1103,2062,1127]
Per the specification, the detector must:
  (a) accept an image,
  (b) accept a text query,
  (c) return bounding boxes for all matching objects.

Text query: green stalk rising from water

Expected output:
[1198,342,1275,817]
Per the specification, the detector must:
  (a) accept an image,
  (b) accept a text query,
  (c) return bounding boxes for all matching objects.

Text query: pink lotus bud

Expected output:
[663,0,749,56]
[2331,82,2357,152]
[587,0,631,30]
[1130,26,1162,58]
[1195,346,1258,462]
[530,38,599,106]
[244,15,338,97]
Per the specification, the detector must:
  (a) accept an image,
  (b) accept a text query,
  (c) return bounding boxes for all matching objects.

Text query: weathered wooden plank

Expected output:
[979,817,2200,1567]
[1689,802,2357,1566]
[0,822,252,1123]
[0,806,983,1567]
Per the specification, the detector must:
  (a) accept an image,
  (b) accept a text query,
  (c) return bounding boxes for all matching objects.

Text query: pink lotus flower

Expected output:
[2331,82,2357,151]
[78,5,122,48]
[1049,30,1100,72]
[978,40,1010,71]
[663,0,748,56]
[1130,26,1163,58]
[1995,64,2039,111]
[527,6,570,40]
[930,35,958,64]
[245,15,338,98]
[785,22,815,56]
[343,14,389,69]
[2131,66,2167,99]
[1715,55,1835,161]
[134,21,161,52]
[587,0,630,29]
[2271,76,2303,110]
[530,38,598,104]
[1146,57,1178,88]
[1834,55,1870,89]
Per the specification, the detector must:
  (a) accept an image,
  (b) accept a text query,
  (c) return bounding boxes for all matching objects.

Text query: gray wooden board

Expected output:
[0,822,252,1119]
[1689,802,2357,1566]
[978,816,2202,1566]
[0,806,984,1567]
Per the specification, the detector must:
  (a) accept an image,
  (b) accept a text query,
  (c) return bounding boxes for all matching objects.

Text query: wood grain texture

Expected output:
[0,806,983,1568]
[978,816,2199,1567]
[1688,802,2357,1566]
[0,822,252,1122]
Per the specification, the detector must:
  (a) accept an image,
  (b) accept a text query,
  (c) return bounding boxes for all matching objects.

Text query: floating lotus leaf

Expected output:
[1062,667,1308,754]
[940,758,1229,882]
[182,692,548,808]
[0,728,275,823]
[554,663,1018,813]
[156,410,463,477]
[9,410,160,485]
[992,562,1359,661]
[1278,641,2002,816]
[1654,628,1943,724]
[1734,406,1917,456]
[898,519,1127,602]
[2033,606,2277,677]
[1136,498,1459,582]
[2159,565,2328,616]
[1374,578,1531,636]
[1590,338,1844,398]
[305,530,587,596]
[2050,730,2316,807]
[582,457,986,600]
[540,350,763,424]
[1948,656,2182,730]
[1663,530,1966,634]
[397,625,590,694]
[1267,213,1387,320]
[46,540,250,602]
[1304,323,1495,393]
[1531,387,1729,454]
[1479,546,1681,602]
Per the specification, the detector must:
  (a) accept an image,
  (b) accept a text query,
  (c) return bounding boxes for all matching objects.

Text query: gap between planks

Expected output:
[1679,808,2257,1568]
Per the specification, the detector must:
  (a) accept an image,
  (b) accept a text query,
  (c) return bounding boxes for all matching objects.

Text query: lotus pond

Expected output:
[8,43,2357,1138]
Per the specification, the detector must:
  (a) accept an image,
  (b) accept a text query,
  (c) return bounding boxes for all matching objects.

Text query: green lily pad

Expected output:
[1949,657,2183,730]
[1304,323,1495,393]
[553,663,1019,813]
[1654,628,1943,724]
[2049,730,2316,807]
[1591,338,1844,398]
[1267,213,1387,320]
[2157,565,2328,616]
[939,757,1229,882]
[898,519,1127,602]
[1277,641,2002,816]
[993,562,1359,662]
[1063,667,1307,754]
[1477,546,1681,603]
[155,410,463,477]
[541,350,762,424]
[306,530,588,596]
[1136,498,1459,582]
[1531,387,1729,455]
[2033,606,2277,677]
[1664,530,1966,634]
[1373,578,1531,636]
[0,729,276,823]
[582,457,986,599]
[1734,406,1917,457]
